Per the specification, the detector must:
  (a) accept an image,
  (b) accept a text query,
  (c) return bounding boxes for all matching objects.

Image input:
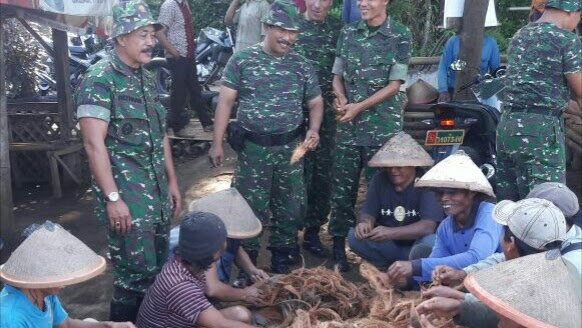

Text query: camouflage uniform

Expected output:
[222,43,321,250]
[328,18,412,237]
[496,6,582,200]
[75,1,170,318]
[293,14,342,230]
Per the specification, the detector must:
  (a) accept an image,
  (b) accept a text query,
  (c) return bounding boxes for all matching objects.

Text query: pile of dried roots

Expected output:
[253,263,460,328]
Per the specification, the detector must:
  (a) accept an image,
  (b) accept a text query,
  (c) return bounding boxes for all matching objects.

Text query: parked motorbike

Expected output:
[420,63,506,187]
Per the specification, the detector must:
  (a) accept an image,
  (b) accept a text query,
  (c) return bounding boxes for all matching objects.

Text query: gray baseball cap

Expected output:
[493,198,567,250]
[526,182,579,218]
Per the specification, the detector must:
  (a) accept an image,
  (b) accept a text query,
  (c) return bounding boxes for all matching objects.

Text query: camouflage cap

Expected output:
[261,0,300,31]
[544,0,582,12]
[110,1,163,39]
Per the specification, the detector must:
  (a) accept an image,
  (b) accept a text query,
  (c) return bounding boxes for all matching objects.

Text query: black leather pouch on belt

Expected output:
[246,125,304,147]
[226,121,247,152]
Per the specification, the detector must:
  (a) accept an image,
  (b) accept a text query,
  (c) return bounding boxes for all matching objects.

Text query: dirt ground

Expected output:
[2,145,365,321]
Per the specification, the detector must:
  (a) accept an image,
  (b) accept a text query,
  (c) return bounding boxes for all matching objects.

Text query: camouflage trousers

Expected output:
[496,111,566,201]
[233,139,305,251]
[328,144,380,237]
[107,219,169,305]
[303,110,337,229]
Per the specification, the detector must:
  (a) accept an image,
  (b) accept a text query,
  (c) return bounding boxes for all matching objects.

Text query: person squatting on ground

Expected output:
[209,0,324,274]
[168,188,269,288]
[0,221,135,328]
[224,0,271,53]
[137,212,259,328]
[496,0,582,201]
[385,151,503,287]
[293,0,342,258]
[156,0,214,133]
[347,132,443,270]
[75,1,181,322]
[416,198,569,328]
[328,0,412,272]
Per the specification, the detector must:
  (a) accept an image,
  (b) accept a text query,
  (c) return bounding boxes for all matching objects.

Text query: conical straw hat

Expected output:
[0,222,106,289]
[188,188,262,239]
[406,79,439,105]
[465,251,581,328]
[368,132,434,167]
[415,150,495,197]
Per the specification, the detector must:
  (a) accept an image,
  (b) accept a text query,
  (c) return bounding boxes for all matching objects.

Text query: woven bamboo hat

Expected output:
[415,150,495,197]
[368,132,434,167]
[465,250,581,328]
[188,188,262,239]
[406,79,439,105]
[0,221,106,289]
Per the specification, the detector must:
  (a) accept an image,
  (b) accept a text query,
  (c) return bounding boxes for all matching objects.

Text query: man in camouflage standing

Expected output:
[75,1,181,322]
[496,0,581,201]
[209,0,324,274]
[329,0,412,271]
[293,0,342,257]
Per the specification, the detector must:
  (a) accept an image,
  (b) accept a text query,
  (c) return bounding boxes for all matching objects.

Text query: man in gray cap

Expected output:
[137,212,258,328]
[75,1,181,322]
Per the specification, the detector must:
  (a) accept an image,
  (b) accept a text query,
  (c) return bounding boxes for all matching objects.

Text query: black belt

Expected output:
[508,107,562,117]
[245,125,304,147]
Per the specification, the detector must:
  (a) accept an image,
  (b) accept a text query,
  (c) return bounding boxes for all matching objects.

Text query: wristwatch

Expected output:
[105,191,120,202]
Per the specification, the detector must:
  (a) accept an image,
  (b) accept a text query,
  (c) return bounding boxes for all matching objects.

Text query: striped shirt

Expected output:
[136,258,212,328]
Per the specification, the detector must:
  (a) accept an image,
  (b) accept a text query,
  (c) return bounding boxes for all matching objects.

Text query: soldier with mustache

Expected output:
[75,1,181,322]
[209,0,324,274]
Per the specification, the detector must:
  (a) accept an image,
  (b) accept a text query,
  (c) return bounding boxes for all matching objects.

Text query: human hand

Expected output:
[438,92,450,103]
[106,199,132,235]
[209,143,224,167]
[242,286,263,304]
[415,296,461,319]
[248,268,269,283]
[366,226,393,242]
[387,261,413,282]
[332,91,347,115]
[423,286,465,301]
[418,314,438,328]
[107,321,136,328]
[168,181,182,218]
[432,265,467,286]
[338,103,362,123]
[304,130,320,150]
[354,220,373,240]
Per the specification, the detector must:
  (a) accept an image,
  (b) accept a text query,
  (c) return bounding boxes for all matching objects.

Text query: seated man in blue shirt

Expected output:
[0,221,134,328]
[386,150,503,286]
[437,33,500,104]
[348,132,443,270]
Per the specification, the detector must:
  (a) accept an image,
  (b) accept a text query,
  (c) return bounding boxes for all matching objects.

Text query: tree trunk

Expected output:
[453,0,488,101]
[52,29,73,140]
[419,0,433,56]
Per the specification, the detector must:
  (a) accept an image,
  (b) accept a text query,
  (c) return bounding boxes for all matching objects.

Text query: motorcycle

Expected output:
[419,63,506,187]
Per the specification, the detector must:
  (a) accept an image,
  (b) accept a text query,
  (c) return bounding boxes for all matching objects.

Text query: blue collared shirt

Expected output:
[412,201,503,281]
[341,0,361,24]
[437,35,500,93]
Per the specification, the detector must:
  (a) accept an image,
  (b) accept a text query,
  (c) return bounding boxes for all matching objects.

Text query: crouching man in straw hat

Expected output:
[347,132,444,271]
[0,221,134,328]
[75,0,181,322]
[385,150,503,288]
[415,198,570,328]
[167,188,268,290]
[137,211,260,328]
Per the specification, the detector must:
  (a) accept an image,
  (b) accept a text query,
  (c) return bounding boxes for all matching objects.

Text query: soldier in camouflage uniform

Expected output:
[209,0,324,274]
[328,0,412,271]
[293,0,342,257]
[496,0,581,201]
[75,1,181,322]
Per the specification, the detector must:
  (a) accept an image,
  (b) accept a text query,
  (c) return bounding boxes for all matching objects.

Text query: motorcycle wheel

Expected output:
[156,67,172,94]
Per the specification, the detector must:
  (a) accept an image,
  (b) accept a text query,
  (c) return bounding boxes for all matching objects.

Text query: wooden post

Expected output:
[52,29,73,140]
[0,17,16,251]
[452,0,488,101]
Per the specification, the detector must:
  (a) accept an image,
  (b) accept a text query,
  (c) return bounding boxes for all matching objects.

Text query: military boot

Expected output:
[233,249,259,288]
[302,227,328,257]
[270,248,291,274]
[332,237,349,272]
